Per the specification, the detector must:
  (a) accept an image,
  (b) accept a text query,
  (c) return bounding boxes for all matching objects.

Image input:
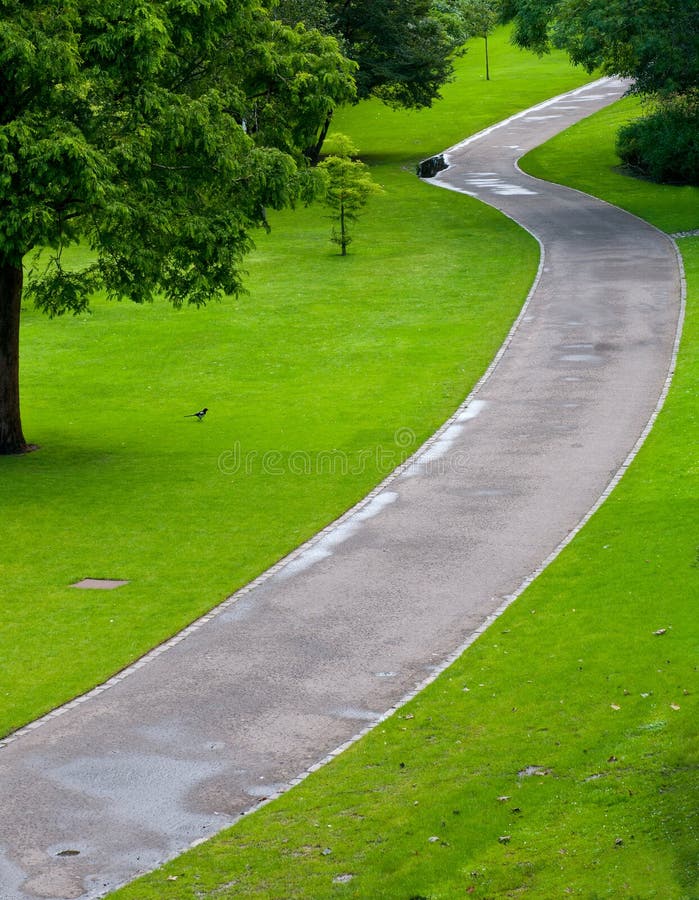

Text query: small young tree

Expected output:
[318,135,383,256]
[463,0,500,80]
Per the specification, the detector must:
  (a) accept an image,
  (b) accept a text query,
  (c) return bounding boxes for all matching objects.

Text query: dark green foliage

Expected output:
[552,0,699,98]
[271,0,335,31]
[504,0,699,97]
[329,0,463,107]
[275,0,470,110]
[273,0,472,165]
[617,93,699,186]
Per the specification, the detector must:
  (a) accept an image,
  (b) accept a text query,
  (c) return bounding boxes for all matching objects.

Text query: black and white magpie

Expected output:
[185,407,208,421]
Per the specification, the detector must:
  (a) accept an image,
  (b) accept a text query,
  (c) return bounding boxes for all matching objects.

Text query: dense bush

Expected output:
[616,92,699,185]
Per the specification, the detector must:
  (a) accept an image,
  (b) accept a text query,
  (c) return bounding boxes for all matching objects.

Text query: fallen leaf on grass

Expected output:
[498,835,511,844]
[610,704,621,711]
[670,703,681,711]
[653,628,667,636]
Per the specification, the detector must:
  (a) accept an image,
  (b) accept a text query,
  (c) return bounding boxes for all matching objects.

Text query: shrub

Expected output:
[616,92,699,185]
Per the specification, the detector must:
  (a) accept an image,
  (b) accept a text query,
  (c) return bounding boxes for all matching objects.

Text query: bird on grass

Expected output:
[185,407,208,421]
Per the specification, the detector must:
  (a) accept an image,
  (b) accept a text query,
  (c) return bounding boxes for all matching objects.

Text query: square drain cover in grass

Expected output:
[71,578,130,590]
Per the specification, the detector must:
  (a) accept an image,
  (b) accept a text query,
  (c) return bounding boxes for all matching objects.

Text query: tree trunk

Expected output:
[484,34,490,81]
[306,109,334,166]
[0,261,30,454]
[340,201,347,255]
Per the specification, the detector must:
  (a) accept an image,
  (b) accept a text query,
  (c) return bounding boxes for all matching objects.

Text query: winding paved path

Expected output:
[0,79,683,900]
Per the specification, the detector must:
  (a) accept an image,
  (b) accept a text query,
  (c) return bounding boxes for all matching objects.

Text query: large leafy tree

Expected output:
[276,0,465,105]
[502,0,699,184]
[0,0,355,454]
[328,0,462,108]
[502,0,699,97]
[274,0,468,160]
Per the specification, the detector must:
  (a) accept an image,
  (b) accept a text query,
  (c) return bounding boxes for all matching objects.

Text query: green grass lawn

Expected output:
[0,29,593,738]
[111,73,699,900]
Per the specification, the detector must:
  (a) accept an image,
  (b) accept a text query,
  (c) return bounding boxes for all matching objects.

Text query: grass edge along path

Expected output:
[111,102,699,897]
[0,28,594,739]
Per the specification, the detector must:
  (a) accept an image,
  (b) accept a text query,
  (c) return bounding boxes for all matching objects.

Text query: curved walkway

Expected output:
[0,79,683,900]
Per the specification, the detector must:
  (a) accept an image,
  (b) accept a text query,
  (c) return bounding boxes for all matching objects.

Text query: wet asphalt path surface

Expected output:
[0,78,683,899]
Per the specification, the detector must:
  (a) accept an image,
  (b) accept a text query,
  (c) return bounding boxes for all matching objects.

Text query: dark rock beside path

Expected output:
[417,154,448,178]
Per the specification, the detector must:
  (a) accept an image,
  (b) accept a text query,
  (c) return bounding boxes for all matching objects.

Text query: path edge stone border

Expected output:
[103,229,687,896]
[168,236,687,887]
